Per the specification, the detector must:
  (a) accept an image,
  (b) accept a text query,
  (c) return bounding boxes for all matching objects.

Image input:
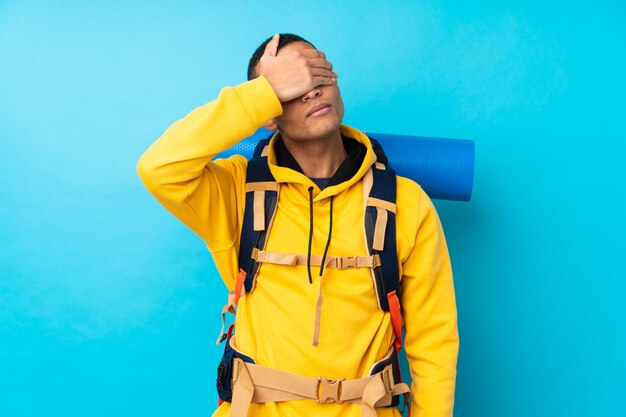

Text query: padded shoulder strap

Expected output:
[239,136,279,293]
[364,137,400,312]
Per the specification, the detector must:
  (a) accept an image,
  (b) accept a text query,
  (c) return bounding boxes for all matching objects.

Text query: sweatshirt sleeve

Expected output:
[136,76,282,278]
[400,187,459,417]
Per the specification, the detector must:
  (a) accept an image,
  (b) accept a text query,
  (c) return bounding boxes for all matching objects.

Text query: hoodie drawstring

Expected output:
[308,190,335,347]
[319,196,334,276]
[307,186,314,284]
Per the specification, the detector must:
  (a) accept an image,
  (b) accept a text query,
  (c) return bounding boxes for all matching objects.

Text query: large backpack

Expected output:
[217,135,408,410]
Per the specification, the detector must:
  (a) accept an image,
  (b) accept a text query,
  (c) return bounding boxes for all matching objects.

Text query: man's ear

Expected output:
[263,119,278,131]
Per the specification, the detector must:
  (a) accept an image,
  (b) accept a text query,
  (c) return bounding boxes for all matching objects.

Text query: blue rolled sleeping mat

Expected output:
[217,128,475,201]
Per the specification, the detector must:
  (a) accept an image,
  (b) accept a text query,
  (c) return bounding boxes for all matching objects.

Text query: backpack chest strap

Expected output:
[251,248,381,270]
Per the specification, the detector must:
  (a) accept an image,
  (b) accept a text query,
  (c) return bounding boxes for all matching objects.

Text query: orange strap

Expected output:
[387,290,403,352]
[235,268,246,304]
[387,290,408,416]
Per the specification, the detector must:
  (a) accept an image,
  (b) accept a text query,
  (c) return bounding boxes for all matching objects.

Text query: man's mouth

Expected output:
[307,103,331,117]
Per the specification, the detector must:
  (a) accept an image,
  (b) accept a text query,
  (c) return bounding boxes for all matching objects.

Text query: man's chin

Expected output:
[280,117,343,142]
[306,117,342,137]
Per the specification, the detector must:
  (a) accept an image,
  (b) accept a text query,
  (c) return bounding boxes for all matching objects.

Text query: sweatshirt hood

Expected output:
[266,124,377,202]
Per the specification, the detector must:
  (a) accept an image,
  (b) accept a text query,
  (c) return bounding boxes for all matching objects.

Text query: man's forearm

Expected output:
[137,76,281,192]
[136,76,282,250]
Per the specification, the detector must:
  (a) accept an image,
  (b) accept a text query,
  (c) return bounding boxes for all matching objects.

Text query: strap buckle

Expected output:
[231,358,243,382]
[317,376,345,403]
[381,365,395,393]
[336,256,358,269]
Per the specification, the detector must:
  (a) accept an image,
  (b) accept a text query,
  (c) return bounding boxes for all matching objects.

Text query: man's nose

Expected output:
[302,87,322,102]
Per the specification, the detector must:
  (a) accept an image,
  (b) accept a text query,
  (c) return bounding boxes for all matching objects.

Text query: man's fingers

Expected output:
[313,76,337,87]
[311,67,338,79]
[309,57,333,71]
[259,40,337,100]
[263,34,279,57]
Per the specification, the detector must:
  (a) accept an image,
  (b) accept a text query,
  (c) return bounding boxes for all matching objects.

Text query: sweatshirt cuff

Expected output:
[233,76,283,127]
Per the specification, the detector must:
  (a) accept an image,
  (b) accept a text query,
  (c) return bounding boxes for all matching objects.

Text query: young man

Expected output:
[137,33,458,417]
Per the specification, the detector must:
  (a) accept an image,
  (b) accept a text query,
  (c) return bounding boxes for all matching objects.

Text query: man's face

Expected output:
[261,41,345,142]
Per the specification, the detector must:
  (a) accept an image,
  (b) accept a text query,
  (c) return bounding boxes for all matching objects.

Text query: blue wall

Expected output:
[1,1,624,416]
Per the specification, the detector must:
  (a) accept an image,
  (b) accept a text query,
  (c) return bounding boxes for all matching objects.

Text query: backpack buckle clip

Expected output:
[317,376,344,403]
[337,256,358,269]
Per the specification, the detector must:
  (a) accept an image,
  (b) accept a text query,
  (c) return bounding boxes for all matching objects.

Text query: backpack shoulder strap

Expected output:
[365,137,403,351]
[238,137,280,295]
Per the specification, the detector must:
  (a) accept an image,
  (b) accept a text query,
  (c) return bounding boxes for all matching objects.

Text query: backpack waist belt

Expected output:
[229,354,410,417]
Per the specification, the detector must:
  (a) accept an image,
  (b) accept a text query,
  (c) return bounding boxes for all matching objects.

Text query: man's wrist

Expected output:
[235,76,283,125]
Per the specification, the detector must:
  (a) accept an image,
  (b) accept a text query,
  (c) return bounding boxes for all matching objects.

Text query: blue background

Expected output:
[1,1,624,416]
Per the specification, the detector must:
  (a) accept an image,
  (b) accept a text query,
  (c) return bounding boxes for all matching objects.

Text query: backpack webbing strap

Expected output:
[387,291,403,352]
[251,249,380,269]
[245,182,280,231]
[366,197,397,251]
[234,268,246,304]
[239,138,279,294]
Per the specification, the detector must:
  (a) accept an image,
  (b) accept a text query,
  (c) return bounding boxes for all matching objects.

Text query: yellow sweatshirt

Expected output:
[137,76,459,417]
